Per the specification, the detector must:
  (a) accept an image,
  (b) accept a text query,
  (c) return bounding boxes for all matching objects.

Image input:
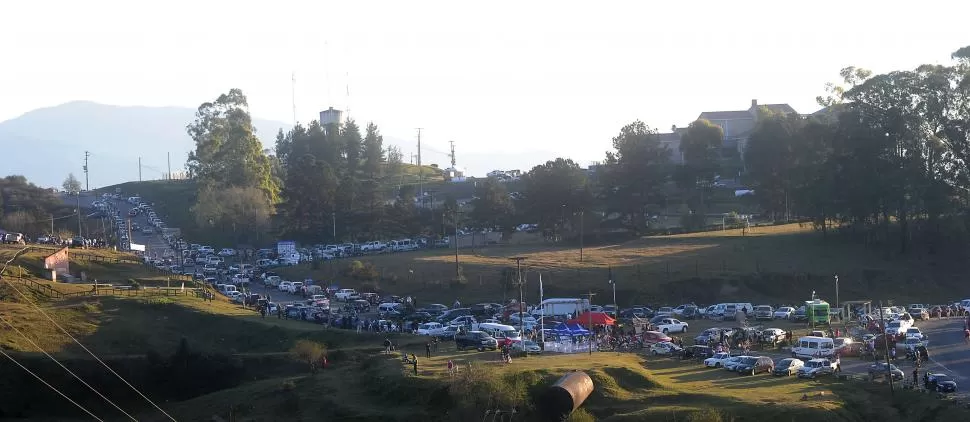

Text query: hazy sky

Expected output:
[3,0,969,167]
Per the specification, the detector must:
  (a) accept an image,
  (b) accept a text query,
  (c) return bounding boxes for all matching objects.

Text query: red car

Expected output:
[642,330,672,345]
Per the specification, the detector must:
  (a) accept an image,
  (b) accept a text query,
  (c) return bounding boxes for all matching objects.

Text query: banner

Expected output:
[130,243,146,252]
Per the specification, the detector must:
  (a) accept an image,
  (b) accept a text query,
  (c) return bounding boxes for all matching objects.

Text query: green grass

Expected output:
[139,348,970,422]
[276,222,953,306]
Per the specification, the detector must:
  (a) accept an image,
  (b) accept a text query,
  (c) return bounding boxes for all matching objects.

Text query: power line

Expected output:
[1,279,177,421]
[0,314,137,421]
[0,347,104,421]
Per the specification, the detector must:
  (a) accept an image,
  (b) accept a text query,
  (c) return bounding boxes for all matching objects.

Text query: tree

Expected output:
[278,154,339,241]
[744,110,802,220]
[192,186,273,244]
[362,123,386,179]
[62,173,82,193]
[342,119,363,176]
[386,145,404,177]
[600,121,671,233]
[469,178,512,230]
[185,89,279,202]
[679,119,723,185]
[816,66,873,107]
[520,158,590,234]
[290,340,326,374]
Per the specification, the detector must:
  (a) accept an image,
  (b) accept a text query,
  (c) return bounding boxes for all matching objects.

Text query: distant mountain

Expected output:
[1,101,562,189]
[0,101,291,189]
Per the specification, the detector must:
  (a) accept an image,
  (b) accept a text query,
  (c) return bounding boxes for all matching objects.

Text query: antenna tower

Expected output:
[345,72,351,118]
[82,151,90,191]
[291,71,297,126]
[416,128,423,198]
[449,140,457,168]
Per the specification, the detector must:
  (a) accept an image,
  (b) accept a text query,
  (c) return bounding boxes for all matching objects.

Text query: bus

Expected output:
[805,299,831,326]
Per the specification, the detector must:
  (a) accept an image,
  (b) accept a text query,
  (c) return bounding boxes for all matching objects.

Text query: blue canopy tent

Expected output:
[552,322,590,337]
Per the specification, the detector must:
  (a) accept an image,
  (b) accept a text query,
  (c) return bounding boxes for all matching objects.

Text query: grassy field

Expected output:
[141,346,970,422]
[276,222,955,306]
[0,244,174,286]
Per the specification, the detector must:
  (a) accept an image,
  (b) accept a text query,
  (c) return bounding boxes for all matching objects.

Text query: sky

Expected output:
[3,0,970,171]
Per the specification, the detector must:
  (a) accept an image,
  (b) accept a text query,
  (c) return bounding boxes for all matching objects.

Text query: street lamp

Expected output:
[834,274,839,319]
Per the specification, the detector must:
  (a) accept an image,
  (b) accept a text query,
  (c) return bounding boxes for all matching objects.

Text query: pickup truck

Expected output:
[796,358,837,379]
[360,241,386,252]
[654,318,689,334]
[455,330,499,352]
[334,289,360,301]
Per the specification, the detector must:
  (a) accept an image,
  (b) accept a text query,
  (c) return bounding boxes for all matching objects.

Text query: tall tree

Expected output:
[62,173,82,193]
[342,120,363,176]
[521,158,590,234]
[362,123,385,179]
[744,110,801,220]
[185,89,279,202]
[600,121,671,233]
[679,119,723,185]
[469,178,512,230]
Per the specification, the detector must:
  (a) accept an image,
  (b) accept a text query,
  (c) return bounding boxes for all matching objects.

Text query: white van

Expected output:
[791,336,835,359]
[390,239,417,252]
[476,323,521,342]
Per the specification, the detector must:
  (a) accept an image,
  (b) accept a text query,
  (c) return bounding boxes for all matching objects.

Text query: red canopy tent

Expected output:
[567,311,616,327]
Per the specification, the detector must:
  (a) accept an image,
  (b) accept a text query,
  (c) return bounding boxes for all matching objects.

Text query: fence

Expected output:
[8,276,203,300]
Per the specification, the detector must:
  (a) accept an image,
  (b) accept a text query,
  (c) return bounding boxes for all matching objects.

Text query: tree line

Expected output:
[184,45,970,256]
[0,175,79,238]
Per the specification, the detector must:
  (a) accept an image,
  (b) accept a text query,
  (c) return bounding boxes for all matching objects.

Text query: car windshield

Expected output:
[741,357,758,364]
[779,359,794,367]
[935,375,952,382]
[807,361,821,368]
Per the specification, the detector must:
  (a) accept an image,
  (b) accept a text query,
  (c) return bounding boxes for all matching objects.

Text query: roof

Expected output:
[757,104,798,115]
[698,110,754,120]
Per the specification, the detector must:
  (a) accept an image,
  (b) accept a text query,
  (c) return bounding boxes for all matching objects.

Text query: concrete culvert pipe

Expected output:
[537,370,594,422]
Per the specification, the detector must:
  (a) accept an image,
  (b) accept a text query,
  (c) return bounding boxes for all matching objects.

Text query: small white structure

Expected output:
[319,107,345,126]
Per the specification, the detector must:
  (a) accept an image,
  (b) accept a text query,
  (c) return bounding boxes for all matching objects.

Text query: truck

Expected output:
[654,318,689,334]
[533,298,590,318]
[334,289,359,301]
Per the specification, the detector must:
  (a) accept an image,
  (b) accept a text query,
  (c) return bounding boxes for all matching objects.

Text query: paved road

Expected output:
[66,192,174,259]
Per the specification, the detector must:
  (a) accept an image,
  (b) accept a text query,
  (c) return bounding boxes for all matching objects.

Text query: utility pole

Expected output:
[332,211,337,241]
[449,140,457,168]
[416,128,423,198]
[75,192,82,239]
[579,208,585,262]
[581,291,597,356]
[138,157,142,182]
[509,257,528,337]
[454,210,463,282]
[291,71,298,126]
[878,301,895,395]
[83,151,90,191]
[167,152,171,180]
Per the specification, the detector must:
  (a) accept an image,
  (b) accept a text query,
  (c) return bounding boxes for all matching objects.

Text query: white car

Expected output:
[278,281,293,292]
[654,318,689,334]
[511,340,542,355]
[774,307,795,319]
[416,322,443,335]
[904,327,925,341]
[649,341,684,356]
[218,248,236,256]
[429,325,462,339]
[704,352,732,368]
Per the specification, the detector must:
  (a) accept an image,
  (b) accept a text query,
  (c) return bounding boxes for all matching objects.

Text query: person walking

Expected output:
[447,359,455,376]
[412,355,418,376]
[425,342,432,359]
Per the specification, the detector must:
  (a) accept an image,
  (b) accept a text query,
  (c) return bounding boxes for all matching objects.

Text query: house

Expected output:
[657,127,688,164]
[445,167,467,182]
[697,99,798,159]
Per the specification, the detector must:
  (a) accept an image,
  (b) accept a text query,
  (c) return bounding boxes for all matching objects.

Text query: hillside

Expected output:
[0,101,291,189]
[279,222,969,306]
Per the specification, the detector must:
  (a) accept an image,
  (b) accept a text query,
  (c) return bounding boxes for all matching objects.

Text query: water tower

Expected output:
[319,107,344,126]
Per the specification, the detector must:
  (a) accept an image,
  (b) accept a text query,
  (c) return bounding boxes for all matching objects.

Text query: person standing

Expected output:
[425,342,432,359]
[412,355,418,376]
